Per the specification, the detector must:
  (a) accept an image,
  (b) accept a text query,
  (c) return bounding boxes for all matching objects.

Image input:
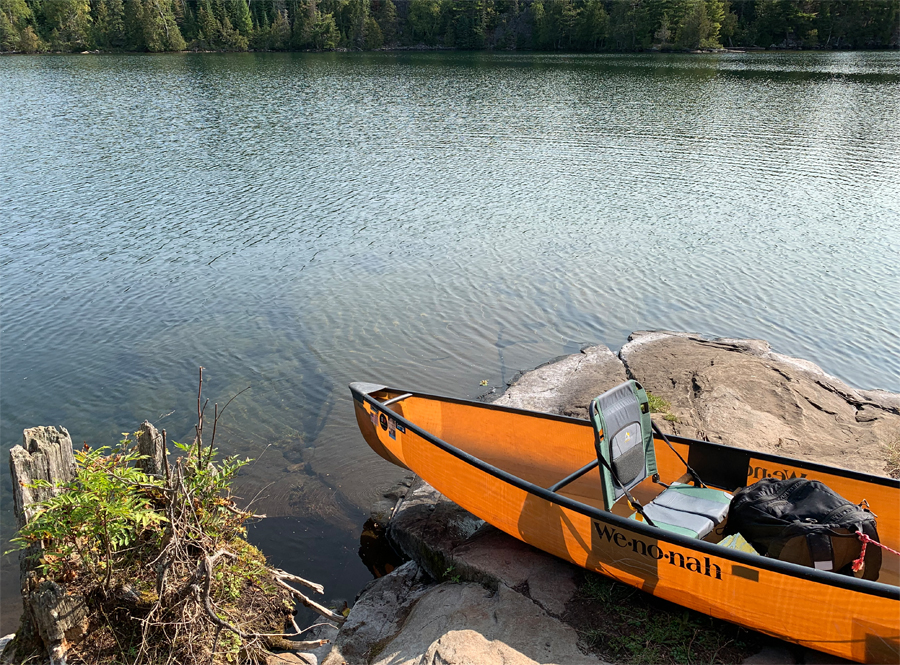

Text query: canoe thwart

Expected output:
[548,459,599,493]
[381,393,413,407]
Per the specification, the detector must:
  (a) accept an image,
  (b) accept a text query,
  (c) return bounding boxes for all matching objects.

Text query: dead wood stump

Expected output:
[8,427,87,664]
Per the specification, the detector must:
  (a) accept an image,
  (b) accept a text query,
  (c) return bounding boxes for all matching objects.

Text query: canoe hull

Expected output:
[351,384,900,664]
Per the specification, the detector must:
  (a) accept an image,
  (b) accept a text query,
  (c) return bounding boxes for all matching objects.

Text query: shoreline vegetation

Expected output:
[5,371,344,665]
[1,0,898,56]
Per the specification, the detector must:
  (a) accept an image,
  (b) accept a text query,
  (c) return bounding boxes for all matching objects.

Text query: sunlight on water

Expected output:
[1,51,899,629]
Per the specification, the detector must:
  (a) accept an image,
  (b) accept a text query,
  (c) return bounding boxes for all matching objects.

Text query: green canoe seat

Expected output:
[590,380,731,539]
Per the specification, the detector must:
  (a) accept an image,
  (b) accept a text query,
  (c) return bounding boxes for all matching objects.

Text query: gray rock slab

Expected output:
[619,331,900,476]
[280,621,341,665]
[324,561,432,665]
[492,344,627,419]
[441,519,579,618]
[369,476,414,524]
[387,478,485,581]
[388,480,579,618]
[267,652,316,665]
[332,480,589,664]
[369,583,605,665]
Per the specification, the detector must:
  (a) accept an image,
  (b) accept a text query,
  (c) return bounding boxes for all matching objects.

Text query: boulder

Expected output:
[619,331,899,477]
[365,582,599,665]
[324,480,604,665]
[496,331,898,477]
[323,561,433,664]
[386,479,486,582]
[492,344,627,420]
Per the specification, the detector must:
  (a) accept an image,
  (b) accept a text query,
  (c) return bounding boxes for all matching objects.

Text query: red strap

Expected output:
[852,530,900,573]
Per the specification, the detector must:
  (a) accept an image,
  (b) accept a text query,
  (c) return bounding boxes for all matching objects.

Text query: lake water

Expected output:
[1,50,899,632]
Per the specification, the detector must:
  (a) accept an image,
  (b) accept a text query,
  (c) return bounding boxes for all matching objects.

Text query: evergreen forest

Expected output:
[1,0,897,54]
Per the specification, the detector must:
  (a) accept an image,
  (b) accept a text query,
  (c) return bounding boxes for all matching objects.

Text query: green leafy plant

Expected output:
[12,440,166,592]
[8,369,343,665]
[646,392,671,414]
[647,391,680,423]
[443,565,462,584]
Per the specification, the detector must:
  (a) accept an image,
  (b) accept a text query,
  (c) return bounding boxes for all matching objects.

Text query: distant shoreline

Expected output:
[5,44,899,57]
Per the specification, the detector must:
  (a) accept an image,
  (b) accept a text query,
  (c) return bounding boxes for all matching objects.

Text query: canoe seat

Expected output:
[590,380,730,539]
[631,482,731,538]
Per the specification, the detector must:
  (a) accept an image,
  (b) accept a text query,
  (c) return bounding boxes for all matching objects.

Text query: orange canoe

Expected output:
[350,382,899,663]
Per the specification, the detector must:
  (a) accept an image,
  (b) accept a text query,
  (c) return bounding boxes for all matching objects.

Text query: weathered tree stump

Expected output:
[10,426,76,530]
[8,427,88,665]
[135,420,166,477]
[27,582,89,665]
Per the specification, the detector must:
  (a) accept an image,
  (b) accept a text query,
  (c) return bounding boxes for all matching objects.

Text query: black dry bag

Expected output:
[724,478,881,580]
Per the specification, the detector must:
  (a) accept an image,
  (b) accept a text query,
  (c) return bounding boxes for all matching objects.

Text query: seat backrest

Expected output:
[589,380,657,510]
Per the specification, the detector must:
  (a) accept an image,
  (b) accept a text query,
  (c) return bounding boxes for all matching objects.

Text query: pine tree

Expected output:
[42,0,94,50]
[675,0,721,48]
[292,0,316,48]
[347,0,367,48]
[703,0,724,47]
[123,0,146,48]
[196,0,220,47]
[92,0,126,48]
[364,13,382,47]
[312,10,338,48]
[230,0,252,37]
[608,0,651,51]
[375,0,398,45]
[143,0,186,51]
[577,0,608,50]
[408,0,443,45]
[530,0,547,48]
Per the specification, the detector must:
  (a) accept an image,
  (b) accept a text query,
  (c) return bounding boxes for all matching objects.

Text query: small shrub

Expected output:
[646,392,672,414]
[647,392,679,423]
[886,436,900,479]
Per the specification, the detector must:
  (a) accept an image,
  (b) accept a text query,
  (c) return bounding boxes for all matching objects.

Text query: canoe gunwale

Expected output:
[351,383,900,601]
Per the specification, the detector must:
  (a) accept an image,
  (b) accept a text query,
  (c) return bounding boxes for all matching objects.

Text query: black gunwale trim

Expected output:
[351,384,900,601]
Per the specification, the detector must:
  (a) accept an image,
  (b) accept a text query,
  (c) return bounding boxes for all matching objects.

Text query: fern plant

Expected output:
[12,437,167,592]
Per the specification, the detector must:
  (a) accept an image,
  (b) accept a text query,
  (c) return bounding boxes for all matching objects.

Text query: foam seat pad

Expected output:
[653,483,732,524]
[640,503,716,538]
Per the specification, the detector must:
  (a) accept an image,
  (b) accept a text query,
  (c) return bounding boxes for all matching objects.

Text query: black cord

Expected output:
[651,420,707,488]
